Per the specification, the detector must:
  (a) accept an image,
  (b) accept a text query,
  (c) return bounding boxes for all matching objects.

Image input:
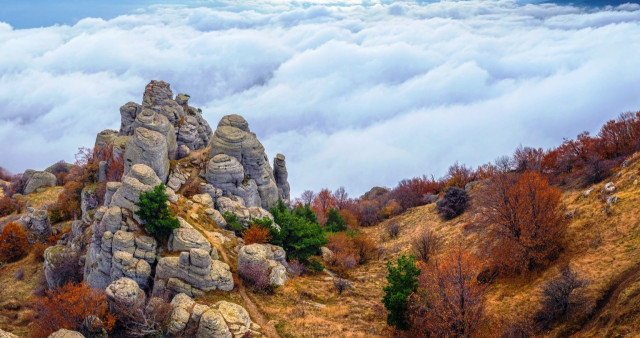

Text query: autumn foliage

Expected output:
[32,282,116,338]
[243,224,272,245]
[0,222,28,263]
[476,171,567,274]
[409,248,486,336]
[0,196,21,217]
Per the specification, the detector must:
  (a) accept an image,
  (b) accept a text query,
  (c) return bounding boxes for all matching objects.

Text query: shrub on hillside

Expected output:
[411,229,441,263]
[243,224,272,245]
[293,203,318,224]
[325,208,347,232]
[386,221,400,238]
[534,265,588,330]
[111,296,173,336]
[135,183,180,240]
[0,222,28,263]
[32,281,116,338]
[239,259,273,293]
[436,186,470,220]
[382,255,421,330]
[223,211,244,234]
[47,251,83,289]
[0,196,20,217]
[476,171,567,274]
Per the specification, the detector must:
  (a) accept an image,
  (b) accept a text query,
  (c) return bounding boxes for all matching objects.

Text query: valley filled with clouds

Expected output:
[1,0,640,197]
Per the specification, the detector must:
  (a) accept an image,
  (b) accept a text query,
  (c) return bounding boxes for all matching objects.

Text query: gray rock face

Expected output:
[23,171,56,194]
[120,102,142,136]
[18,206,52,239]
[95,129,118,149]
[238,243,288,286]
[168,225,212,254]
[109,164,162,220]
[208,115,279,209]
[167,167,189,191]
[167,293,258,338]
[81,185,100,218]
[206,154,262,207]
[141,81,213,153]
[106,277,146,311]
[124,127,170,183]
[44,245,78,290]
[133,108,177,159]
[154,248,234,297]
[273,153,290,202]
[216,197,274,228]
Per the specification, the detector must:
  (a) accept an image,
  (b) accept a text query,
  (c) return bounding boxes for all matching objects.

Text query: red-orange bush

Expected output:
[0,222,28,263]
[409,249,486,336]
[339,209,359,228]
[475,171,567,274]
[380,199,403,219]
[0,196,20,217]
[312,188,336,225]
[32,282,115,338]
[243,224,271,245]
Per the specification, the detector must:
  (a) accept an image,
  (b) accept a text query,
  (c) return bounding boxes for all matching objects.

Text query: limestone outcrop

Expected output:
[215,197,275,228]
[123,127,170,183]
[208,115,279,209]
[109,164,163,220]
[95,129,118,149]
[23,170,56,194]
[273,153,290,202]
[153,248,234,298]
[206,154,261,207]
[17,206,52,240]
[167,293,260,337]
[44,245,78,289]
[106,277,146,311]
[119,102,142,136]
[238,244,288,286]
[132,108,177,158]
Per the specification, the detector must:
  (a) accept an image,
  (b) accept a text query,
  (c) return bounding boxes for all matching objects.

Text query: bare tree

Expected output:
[300,190,316,206]
[411,229,441,263]
[535,265,588,330]
[333,187,349,210]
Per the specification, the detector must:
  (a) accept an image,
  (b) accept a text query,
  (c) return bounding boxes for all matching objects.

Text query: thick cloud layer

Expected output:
[1,0,640,198]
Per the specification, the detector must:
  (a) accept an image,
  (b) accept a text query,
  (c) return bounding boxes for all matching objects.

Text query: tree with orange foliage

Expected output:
[409,248,486,336]
[0,222,28,263]
[339,209,359,228]
[312,188,336,224]
[32,281,116,338]
[243,224,272,245]
[475,171,567,274]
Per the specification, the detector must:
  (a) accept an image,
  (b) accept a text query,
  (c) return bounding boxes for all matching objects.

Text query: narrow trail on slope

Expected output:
[576,263,640,335]
[188,206,281,338]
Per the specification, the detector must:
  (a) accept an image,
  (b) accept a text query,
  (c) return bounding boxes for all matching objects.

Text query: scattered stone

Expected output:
[106,277,146,312]
[607,195,619,206]
[583,187,595,197]
[48,329,85,338]
[17,206,52,240]
[603,182,616,194]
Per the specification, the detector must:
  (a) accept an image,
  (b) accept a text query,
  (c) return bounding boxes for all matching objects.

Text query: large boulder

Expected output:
[48,329,85,338]
[106,277,146,312]
[238,244,288,286]
[17,206,52,240]
[110,164,162,219]
[208,115,279,209]
[273,153,290,202]
[123,127,170,183]
[23,171,56,194]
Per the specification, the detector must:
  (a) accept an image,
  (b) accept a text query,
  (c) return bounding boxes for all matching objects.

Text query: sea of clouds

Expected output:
[1,0,640,197]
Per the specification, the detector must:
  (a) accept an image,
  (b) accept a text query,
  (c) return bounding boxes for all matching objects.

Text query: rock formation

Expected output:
[208,115,279,210]
[132,108,177,158]
[153,248,233,298]
[273,153,290,202]
[238,244,288,286]
[94,129,118,149]
[168,293,260,337]
[105,277,146,311]
[22,170,56,194]
[123,127,170,183]
[17,206,52,240]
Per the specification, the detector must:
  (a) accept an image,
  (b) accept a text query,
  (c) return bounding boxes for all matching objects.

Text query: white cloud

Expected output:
[1,0,640,198]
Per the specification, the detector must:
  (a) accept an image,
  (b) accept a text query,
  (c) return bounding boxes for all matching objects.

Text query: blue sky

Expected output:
[1,0,640,197]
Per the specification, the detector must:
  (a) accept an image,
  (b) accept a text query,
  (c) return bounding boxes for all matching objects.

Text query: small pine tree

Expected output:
[270,200,328,263]
[325,208,347,232]
[0,222,28,263]
[135,183,179,240]
[294,203,318,224]
[382,255,421,330]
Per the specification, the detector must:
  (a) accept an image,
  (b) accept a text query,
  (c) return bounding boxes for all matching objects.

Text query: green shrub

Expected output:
[293,203,317,224]
[309,258,325,272]
[135,184,179,240]
[270,200,327,263]
[382,255,421,330]
[223,211,244,234]
[324,208,347,232]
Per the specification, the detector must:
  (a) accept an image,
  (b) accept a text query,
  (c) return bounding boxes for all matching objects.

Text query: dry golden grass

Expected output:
[0,248,48,336]
[15,186,63,209]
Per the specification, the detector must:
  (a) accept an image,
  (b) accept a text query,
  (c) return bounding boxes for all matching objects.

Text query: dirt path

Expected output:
[577,263,640,335]
[188,210,281,338]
